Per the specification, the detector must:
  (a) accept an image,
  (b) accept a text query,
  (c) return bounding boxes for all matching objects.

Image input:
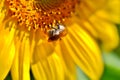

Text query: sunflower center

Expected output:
[6,0,78,32]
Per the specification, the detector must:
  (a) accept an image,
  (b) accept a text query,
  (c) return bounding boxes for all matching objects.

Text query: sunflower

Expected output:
[0,0,119,80]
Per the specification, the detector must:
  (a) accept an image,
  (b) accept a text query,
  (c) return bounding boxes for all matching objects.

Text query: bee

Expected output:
[48,24,67,42]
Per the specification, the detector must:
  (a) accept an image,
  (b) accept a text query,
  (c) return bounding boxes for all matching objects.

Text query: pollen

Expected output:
[5,0,78,32]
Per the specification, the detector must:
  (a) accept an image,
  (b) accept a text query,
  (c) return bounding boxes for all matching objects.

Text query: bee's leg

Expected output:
[59,38,62,41]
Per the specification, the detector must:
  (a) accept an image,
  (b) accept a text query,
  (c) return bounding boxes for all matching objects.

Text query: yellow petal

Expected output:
[31,39,55,63]
[73,0,119,51]
[95,0,120,24]
[71,16,98,38]
[55,45,77,80]
[31,53,64,80]
[60,23,103,79]
[0,25,15,79]
[75,0,105,19]
[89,16,119,51]
[30,29,56,63]
[11,32,30,80]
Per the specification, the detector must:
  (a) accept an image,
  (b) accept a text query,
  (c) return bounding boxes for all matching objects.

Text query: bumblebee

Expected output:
[48,24,67,42]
